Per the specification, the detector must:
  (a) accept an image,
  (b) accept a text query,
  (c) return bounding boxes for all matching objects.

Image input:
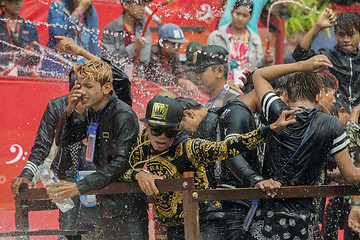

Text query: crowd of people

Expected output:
[6,0,360,239]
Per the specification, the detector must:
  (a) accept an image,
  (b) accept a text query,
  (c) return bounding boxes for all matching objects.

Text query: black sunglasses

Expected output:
[149,126,178,138]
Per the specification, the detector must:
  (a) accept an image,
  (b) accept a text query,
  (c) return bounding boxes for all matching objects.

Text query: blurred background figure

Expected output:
[0,0,39,76]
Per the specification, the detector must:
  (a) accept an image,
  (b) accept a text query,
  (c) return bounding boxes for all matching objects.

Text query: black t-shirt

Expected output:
[262,92,349,187]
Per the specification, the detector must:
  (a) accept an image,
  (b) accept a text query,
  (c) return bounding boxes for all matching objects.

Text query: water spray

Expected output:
[265,0,322,63]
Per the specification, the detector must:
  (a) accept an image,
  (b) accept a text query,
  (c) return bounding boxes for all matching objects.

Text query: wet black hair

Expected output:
[335,12,360,34]
[69,70,76,91]
[232,0,253,15]
[244,70,287,94]
[176,97,202,111]
[320,70,338,91]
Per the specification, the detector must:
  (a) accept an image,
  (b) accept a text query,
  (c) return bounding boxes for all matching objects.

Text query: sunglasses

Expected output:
[149,126,178,138]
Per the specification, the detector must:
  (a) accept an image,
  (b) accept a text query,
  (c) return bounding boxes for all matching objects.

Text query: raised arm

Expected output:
[253,55,333,103]
[55,36,101,61]
[299,8,337,50]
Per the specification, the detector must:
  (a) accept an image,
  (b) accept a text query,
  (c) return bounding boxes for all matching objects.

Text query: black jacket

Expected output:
[293,43,360,112]
[19,95,68,180]
[56,92,139,194]
[200,100,263,210]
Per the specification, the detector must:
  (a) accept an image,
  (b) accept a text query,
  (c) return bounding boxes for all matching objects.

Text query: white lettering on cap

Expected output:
[173,30,181,39]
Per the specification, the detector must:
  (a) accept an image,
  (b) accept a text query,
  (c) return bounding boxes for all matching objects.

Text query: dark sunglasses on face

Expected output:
[149,126,178,138]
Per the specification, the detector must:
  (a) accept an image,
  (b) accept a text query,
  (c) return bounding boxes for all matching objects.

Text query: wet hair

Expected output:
[176,97,202,111]
[74,60,113,86]
[69,70,76,91]
[285,72,324,102]
[244,71,287,94]
[271,76,287,92]
[232,0,253,15]
[320,70,339,91]
[335,12,360,34]
[210,64,229,81]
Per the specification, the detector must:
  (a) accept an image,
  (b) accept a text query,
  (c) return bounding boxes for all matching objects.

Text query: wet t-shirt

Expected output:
[261,92,349,188]
[246,91,350,240]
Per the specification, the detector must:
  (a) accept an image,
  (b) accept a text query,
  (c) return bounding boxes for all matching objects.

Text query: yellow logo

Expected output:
[193,52,198,65]
[151,102,169,120]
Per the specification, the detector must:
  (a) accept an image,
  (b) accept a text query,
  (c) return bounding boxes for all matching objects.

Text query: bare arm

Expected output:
[334,149,360,183]
[350,105,360,123]
[253,55,333,104]
[299,8,337,50]
[55,36,101,61]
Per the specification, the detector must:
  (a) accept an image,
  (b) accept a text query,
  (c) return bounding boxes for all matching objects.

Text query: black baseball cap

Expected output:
[140,96,183,127]
[187,45,229,71]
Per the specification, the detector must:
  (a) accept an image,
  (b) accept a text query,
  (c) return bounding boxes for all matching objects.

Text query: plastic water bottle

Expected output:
[37,164,74,213]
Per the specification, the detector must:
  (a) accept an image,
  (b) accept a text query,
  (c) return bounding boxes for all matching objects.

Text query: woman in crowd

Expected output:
[0,0,39,76]
[207,0,273,87]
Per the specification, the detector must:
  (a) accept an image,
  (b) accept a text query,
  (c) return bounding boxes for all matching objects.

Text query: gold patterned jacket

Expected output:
[123,127,269,227]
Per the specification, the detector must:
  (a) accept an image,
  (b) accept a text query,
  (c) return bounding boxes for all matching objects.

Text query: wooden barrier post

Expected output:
[15,199,30,240]
[183,172,200,240]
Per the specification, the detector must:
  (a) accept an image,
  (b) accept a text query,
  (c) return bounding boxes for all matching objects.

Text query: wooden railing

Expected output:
[3,171,360,240]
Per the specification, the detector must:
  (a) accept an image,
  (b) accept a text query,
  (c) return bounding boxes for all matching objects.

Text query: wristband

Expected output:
[75,8,83,17]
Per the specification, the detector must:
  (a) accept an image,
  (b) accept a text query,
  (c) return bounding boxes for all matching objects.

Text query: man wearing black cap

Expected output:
[124,95,299,240]
[46,58,148,240]
[189,45,241,108]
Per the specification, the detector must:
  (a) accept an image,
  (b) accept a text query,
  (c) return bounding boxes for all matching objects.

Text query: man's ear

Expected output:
[183,109,195,119]
[315,93,322,104]
[122,2,129,10]
[338,107,348,117]
[215,65,224,76]
[103,82,112,95]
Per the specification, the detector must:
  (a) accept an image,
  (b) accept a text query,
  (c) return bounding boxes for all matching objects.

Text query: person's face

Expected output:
[195,66,220,96]
[231,6,251,31]
[180,109,203,135]
[319,88,336,114]
[124,0,145,20]
[146,123,178,152]
[2,0,23,16]
[335,27,360,54]
[335,107,350,128]
[76,76,111,111]
[161,40,180,56]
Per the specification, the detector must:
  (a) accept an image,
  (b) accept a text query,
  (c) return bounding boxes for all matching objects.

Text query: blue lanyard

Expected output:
[209,84,230,108]
[92,104,107,124]
[272,113,315,179]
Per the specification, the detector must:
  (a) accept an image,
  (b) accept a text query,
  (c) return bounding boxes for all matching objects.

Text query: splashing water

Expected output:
[266,0,322,38]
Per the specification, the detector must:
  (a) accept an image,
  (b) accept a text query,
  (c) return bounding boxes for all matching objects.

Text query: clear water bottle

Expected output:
[37,164,74,213]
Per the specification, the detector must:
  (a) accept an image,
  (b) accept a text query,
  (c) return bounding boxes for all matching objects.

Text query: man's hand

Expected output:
[301,54,333,73]
[135,171,163,196]
[46,181,80,202]
[66,82,84,116]
[349,205,360,236]
[11,177,33,196]
[133,37,146,52]
[56,36,82,55]
[315,8,337,30]
[270,108,301,131]
[255,179,281,198]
